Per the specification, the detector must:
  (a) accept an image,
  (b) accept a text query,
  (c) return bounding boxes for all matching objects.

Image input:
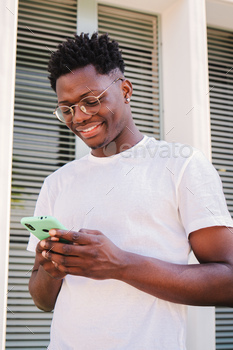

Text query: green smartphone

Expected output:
[21,215,68,241]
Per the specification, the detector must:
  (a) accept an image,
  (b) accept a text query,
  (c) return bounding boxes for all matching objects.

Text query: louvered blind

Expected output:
[6,0,77,348]
[207,27,233,350]
[98,5,160,139]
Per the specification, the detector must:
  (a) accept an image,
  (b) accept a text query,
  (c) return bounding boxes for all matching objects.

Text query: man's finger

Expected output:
[79,228,102,236]
[49,229,97,245]
[36,242,44,254]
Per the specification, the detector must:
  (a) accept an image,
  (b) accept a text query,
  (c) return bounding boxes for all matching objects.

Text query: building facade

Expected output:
[1,0,233,348]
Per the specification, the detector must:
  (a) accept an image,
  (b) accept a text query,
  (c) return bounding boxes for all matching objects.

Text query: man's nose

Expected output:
[72,105,92,124]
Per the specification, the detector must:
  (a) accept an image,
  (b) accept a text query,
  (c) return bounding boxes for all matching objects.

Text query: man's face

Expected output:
[56,65,133,157]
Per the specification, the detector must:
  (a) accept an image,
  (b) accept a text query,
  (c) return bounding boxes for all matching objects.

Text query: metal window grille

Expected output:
[98,4,160,139]
[208,26,233,350]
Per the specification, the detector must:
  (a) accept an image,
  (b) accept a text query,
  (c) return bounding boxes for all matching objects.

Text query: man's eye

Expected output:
[63,110,71,115]
[84,98,99,107]
[60,107,71,115]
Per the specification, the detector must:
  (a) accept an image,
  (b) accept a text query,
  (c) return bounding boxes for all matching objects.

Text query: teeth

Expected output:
[82,125,98,133]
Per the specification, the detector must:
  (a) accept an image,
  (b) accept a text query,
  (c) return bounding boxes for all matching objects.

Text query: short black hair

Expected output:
[48,32,125,91]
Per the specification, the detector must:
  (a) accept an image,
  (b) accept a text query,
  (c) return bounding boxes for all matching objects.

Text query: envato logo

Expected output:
[102,140,193,159]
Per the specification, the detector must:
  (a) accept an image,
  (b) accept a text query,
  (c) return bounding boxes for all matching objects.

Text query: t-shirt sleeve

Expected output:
[177,150,233,236]
[27,179,53,253]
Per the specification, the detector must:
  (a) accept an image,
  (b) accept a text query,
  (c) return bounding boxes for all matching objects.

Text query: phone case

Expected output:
[21,216,67,241]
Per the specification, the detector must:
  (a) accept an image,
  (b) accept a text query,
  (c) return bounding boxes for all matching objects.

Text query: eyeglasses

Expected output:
[53,77,124,124]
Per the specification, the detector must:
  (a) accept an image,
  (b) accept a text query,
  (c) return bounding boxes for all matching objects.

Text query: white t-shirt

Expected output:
[27,136,233,350]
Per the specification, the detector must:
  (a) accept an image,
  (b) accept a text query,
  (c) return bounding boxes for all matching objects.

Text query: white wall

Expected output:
[161,0,211,158]
[206,0,233,31]
[161,2,214,348]
[99,0,178,13]
[0,0,18,348]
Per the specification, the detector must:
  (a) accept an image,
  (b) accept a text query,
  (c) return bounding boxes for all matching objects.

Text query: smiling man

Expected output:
[27,33,233,350]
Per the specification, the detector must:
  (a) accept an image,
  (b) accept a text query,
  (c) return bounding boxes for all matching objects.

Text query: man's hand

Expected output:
[29,236,66,312]
[35,225,233,307]
[36,237,67,280]
[39,229,127,280]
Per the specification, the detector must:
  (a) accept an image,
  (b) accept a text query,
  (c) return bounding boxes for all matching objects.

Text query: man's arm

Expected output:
[120,225,233,306]
[29,240,66,311]
[40,225,233,307]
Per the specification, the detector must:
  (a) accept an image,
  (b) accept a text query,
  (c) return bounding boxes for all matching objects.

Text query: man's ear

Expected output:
[121,79,133,103]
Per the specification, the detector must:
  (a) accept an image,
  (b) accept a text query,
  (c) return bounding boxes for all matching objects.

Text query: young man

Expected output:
[27,33,233,350]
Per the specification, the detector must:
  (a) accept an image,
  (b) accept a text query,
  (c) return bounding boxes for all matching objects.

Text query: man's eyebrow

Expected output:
[58,89,98,105]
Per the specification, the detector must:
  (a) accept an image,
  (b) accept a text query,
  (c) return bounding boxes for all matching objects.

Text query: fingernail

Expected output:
[51,237,59,241]
[49,229,56,236]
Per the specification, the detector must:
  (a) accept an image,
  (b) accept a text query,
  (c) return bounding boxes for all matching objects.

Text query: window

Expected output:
[98,4,160,139]
[208,26,233,350]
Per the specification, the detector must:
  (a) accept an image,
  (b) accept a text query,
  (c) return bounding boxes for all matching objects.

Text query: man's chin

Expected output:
[81,137,107,151]
[81,138,118,157]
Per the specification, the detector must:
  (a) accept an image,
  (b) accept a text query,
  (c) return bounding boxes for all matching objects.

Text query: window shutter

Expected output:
[6,0,77,348]
[207,27,233,350]
[98,4,160,139]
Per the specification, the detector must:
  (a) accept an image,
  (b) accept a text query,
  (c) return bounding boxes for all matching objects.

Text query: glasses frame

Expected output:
[54,77,124,124]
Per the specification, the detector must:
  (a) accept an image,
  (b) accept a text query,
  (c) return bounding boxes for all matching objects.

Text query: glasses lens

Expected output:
[79,96,100,115]
[56,106,72,123]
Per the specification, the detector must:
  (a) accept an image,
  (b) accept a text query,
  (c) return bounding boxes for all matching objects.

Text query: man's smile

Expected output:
[75,121,104,138]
